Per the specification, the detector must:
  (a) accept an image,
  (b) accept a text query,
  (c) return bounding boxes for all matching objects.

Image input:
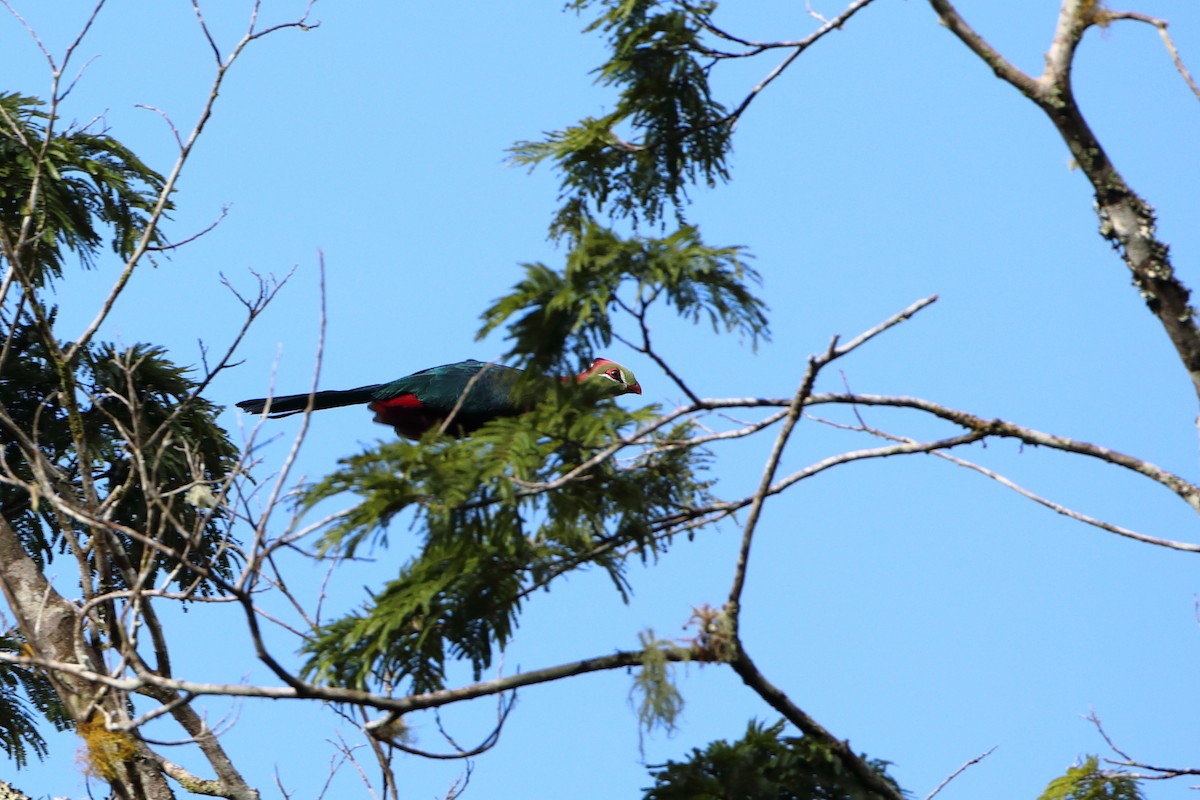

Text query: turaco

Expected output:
[236,358,641,440]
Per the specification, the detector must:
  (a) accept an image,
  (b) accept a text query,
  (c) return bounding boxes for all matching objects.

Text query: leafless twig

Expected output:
[925,746,998,799]
[1101,10,1200,103]
[1087,709,1200,781]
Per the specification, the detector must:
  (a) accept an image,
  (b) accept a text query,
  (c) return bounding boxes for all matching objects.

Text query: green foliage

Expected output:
[0,322,242,593]
[301,398,713,692]
[0,635,70,769]
[0,88,238,774]
[307,226,760,698]
[500,1,767,382]
[304,1,769,703]
[479,222,767,373]
[85,342,242,591]
[1037,756,1144,800]
[0,86,235,603]
[511,1,730,231]
[0,92,168,284]
[644,719,904,800]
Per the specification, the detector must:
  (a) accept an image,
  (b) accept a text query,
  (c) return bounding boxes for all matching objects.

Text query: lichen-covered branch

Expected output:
[929,0,1200,404]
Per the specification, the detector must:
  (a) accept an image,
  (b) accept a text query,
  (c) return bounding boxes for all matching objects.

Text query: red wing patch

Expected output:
[369,395,439,440]
[370,394,423,410]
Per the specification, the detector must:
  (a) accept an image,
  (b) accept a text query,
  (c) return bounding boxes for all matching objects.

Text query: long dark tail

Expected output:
[236,385,381,418]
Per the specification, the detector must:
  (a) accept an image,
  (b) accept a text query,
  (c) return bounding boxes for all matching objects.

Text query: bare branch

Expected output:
[730,646,905,800]
[833,294,938,356]
[382,694,516,760]
[804,392,1200,515]
[150,750,256,800]
[926,0,1039,94]
[934,449,1200,552]
[65,4,314,364]
[709,297,937,617]
[813,403,1200,553]
[928,0,1200,405]
[725,342,826,618]
[725,0,883,126]
[135,103,186,151]
[237,254,327,596]
[613,294,702,404]
[0,645,711,720]
[1042,0,1091,88]
[805,1,831,26]
[1087,709,1200,781]
[925,746,998,800]
[365,646,710,719]
[1102,10,1200,102]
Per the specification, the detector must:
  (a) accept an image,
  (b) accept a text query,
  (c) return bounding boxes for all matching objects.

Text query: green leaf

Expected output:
[0,323,241,595]
[511,1,731,228]
[480,222,768,373]
[644,719,904,800]
[1038,756,1145,800]
[84,343,243,593]
[0,92,169,286]
[0,634,71,769]
[301,398,715,693]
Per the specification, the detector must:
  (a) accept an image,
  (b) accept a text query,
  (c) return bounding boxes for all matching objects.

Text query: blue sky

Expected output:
[5,1,1200,798]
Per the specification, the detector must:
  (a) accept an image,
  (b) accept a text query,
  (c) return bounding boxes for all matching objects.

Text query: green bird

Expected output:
[236,358,641,439]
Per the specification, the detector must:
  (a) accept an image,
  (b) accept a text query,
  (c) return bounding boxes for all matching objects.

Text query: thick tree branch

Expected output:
[927,0,1038,91]
[0,5,316,797]
[0,645,713,723]
[929,0,1200,404]
[730,647,905,800]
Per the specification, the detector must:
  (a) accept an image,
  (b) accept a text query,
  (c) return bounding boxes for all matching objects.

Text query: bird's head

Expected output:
[577,358,642,397]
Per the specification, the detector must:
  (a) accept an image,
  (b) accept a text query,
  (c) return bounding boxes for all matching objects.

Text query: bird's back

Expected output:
[369,360,526,437]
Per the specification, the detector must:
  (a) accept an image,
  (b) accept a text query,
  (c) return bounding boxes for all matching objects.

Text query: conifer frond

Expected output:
[480,222,768,373]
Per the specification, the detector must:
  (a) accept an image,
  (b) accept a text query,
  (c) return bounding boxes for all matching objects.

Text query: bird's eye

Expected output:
[606,368,622,382]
